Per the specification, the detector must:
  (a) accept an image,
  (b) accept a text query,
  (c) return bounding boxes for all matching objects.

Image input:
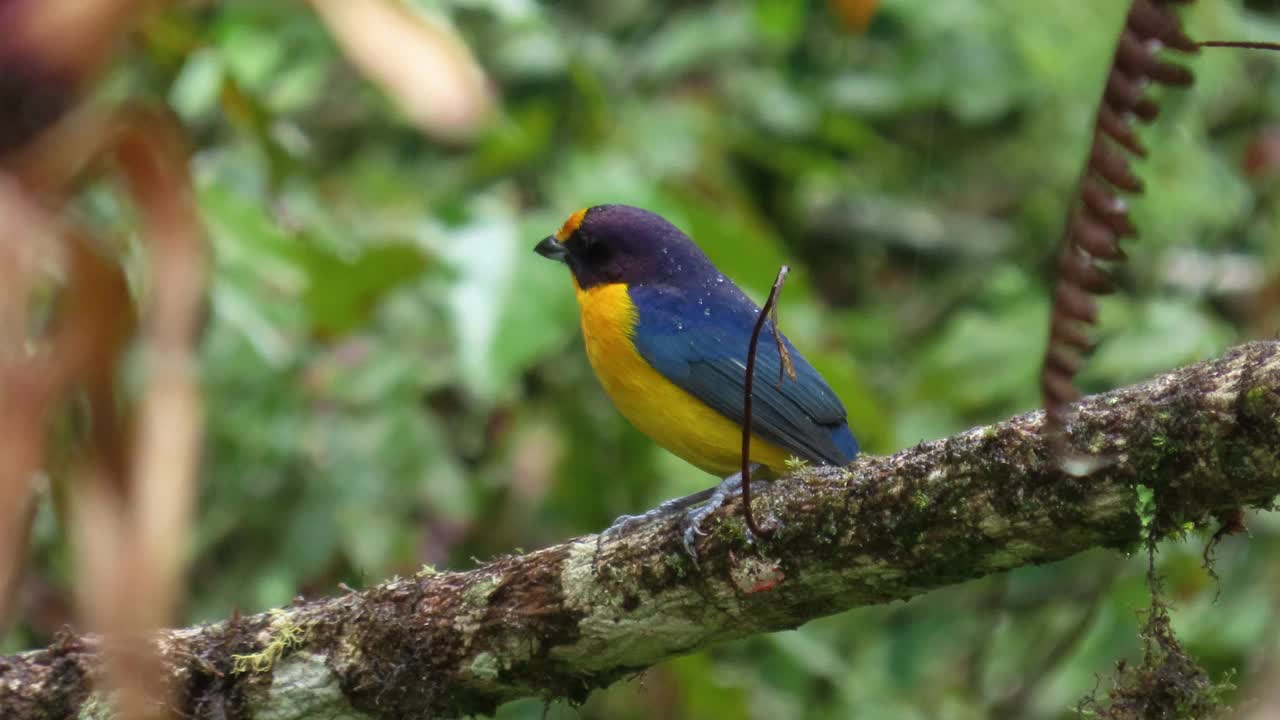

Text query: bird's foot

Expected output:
[679,467,769,562]
[592,468,772,568]
[594,486,720,560]
[599,486,718,537]
[599,512,651,539]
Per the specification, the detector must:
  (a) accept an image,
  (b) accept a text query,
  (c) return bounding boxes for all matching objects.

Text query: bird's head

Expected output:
[534,204,712,290]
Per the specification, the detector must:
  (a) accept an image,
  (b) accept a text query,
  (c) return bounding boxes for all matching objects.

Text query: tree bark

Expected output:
[4,341,1280,720]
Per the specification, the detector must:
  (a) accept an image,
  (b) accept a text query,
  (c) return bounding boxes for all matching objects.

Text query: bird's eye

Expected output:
[574,231,606,259]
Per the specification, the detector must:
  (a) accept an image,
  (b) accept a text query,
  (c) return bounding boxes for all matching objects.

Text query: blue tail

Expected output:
[829,424,860,464]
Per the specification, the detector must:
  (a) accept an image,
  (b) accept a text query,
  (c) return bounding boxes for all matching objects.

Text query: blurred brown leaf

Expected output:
[0,0,151,153]
[308,0,496,142]
[827,0,880,32]
[0,177,65,629]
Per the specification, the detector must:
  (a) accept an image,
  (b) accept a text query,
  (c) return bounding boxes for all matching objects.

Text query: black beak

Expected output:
[534,235,568,263]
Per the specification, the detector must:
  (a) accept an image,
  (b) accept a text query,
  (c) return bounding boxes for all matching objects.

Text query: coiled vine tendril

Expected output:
[1041,0,1198,464]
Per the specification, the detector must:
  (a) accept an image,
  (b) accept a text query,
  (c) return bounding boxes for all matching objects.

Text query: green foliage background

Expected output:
[11,1,1280,718]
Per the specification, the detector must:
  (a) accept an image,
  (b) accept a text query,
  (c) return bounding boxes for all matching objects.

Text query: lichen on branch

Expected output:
[3,342,1280,720]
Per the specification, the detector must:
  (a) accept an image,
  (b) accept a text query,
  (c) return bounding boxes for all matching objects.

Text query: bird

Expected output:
[534,204,859,554]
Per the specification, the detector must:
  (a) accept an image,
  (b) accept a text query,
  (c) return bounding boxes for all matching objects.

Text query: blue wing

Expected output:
[628,283,859,466]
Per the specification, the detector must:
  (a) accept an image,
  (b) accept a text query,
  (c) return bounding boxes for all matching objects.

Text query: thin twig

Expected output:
[741,265,791,539]
[1200,41,1280,52]
[768,294,796,386]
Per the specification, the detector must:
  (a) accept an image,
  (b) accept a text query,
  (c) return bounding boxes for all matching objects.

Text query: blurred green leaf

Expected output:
[299,241,431,336]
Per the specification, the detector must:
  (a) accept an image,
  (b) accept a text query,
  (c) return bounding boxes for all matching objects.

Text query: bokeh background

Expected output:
[8,0,1280,718]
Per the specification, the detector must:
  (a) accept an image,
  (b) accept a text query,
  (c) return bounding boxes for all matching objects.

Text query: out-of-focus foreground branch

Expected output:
[4,341,1280,719]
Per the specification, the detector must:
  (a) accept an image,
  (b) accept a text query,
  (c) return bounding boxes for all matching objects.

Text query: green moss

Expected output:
[462,574,503,605]
[1134,484,1156,537]
[1078,589,1233,719]
[77,696,114,720]
[715,515,747,544]
[231,609,309,674]
[912,490,930,509]
[1244,386,1270,416]
[469,652,501,682]
[783,455,809,472]
[662,552,689,579]
[819,514,840,544]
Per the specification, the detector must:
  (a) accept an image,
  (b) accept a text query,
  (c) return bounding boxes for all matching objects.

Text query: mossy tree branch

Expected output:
[4,342,1280,719]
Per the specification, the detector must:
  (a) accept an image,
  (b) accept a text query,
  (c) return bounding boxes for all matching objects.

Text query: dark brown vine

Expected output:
[1041,0,1197,454]
[739,264,792,539]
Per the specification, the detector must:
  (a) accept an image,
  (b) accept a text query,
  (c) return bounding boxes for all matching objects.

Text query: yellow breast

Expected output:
[574,281,790,476]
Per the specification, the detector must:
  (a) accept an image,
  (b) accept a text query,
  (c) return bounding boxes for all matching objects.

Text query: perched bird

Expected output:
[534,204,859,550]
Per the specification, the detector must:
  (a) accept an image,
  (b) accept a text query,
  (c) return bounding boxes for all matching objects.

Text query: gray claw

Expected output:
[599,465,772,567]
[603,513,644,537]
[680,508,714,565]
[675,467,765,564]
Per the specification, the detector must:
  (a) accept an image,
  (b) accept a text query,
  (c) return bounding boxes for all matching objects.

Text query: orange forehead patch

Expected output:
[554,208,588,242]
